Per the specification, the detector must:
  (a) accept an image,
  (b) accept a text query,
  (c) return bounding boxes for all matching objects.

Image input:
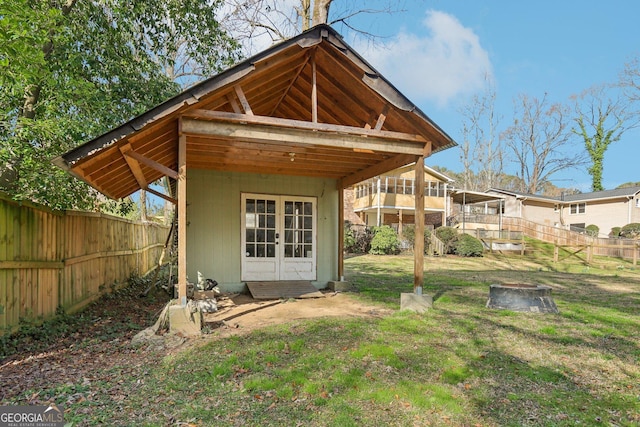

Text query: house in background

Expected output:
[351,164,454,234]
[54,24,457,302]
[486,187,640,236]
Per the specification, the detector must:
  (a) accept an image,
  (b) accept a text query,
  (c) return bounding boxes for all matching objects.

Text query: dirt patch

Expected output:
[0,284,391,405]
[204,292,392,336]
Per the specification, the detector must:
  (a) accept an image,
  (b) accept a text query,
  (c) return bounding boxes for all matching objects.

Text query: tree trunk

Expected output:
[300,0,312,30]
[312,0,332,26]
[140,189,148,221]
[19,0,78,121]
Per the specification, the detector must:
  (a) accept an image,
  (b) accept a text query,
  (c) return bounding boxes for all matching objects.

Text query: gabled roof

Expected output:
[562,186,640,202]
[488,186,640,204]
[487,188,554,203]
[54,24,456,200]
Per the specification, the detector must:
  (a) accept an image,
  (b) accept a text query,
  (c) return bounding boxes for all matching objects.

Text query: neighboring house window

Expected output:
[570,223,586,232]
[636,198,640,208]
[569,203,585,214]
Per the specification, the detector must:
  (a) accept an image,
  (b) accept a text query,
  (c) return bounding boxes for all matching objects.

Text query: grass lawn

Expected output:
[4,252,640,426]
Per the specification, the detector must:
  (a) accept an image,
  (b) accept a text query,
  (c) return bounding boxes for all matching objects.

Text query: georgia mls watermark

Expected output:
[0,404,65,427]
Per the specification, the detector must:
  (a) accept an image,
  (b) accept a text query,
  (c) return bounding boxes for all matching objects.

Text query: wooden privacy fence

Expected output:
[0,193,169,334]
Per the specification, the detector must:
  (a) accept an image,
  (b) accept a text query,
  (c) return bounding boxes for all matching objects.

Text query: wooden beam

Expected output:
[119,144,148,188]
[234,84,253,115]
[177,126,188,306]
[0,261,64,270]
[123,149,179,180]
[338,185,344,280]
[181,118,426,156]
[269,54,312,116]
[227,93,242,114]
[339,154,417,189]
[414,157,425,294]
[183,110,429,144]
[145,186,177,205]
[424,140,433,157]
[374,105,389,131]
[311,52,318,123]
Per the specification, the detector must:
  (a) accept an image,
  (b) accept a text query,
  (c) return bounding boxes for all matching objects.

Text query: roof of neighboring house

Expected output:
[54,24,457,200]
[562,186,640,202]
[450,189,505,205]
[487,186,640,204]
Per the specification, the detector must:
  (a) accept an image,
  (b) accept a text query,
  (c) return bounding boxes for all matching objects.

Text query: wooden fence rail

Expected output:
[501,216,639,263]
[0,193,169,334]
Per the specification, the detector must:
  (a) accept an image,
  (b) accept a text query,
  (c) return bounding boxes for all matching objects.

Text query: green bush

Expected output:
[369,225,400,255]
[454,234,484,257]
[620,223,640,239]
[610,227,622,238]
[435,226,459,254]
[585,224,599,237]
[401,225,431,253]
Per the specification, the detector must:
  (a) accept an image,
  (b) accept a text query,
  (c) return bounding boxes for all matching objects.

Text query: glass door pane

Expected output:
[245,198,277,258]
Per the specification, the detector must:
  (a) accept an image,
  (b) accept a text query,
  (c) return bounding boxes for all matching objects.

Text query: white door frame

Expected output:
[241,193,317,281]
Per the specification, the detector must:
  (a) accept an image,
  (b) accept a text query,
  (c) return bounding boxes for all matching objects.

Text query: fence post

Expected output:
[554,239,559,263]
[587,243,593,264]
[634,242,638,266]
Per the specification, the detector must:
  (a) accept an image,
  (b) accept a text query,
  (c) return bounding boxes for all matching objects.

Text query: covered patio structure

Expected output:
[55,24,457,306]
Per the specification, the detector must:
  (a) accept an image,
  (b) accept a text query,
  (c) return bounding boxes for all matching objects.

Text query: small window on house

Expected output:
[569,223,586,232]
[387,177,395,193]
[570,203,585,214]
[406,179,414,195]
[636,198,640,208]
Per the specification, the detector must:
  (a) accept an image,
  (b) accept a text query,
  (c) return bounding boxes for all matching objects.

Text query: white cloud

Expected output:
[357,10,492,108]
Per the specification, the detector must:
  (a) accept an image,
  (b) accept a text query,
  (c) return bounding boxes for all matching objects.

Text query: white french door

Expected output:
[241,193,317,281]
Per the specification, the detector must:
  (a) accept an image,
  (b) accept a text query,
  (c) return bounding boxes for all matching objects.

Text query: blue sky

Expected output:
[335,0,639,192]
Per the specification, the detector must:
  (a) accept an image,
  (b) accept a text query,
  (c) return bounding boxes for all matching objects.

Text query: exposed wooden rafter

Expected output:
[311,50,318,123]
[119,144,148,188]
[374,105,389,130]
[227,93,242,113]
[233,85,253,115]
[123,149,179,180]
[271,60,311,116]
[119,144,177,204]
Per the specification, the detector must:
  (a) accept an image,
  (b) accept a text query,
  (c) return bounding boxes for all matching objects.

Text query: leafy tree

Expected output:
[571,84,638,192]
[501,93,586,194]
[0,0,239,210]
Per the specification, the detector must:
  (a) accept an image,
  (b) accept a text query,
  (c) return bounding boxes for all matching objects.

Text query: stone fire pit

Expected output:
[486,283,559,313]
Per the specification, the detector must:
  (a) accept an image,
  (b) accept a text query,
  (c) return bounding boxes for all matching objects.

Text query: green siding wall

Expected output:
[187,169,338,292]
